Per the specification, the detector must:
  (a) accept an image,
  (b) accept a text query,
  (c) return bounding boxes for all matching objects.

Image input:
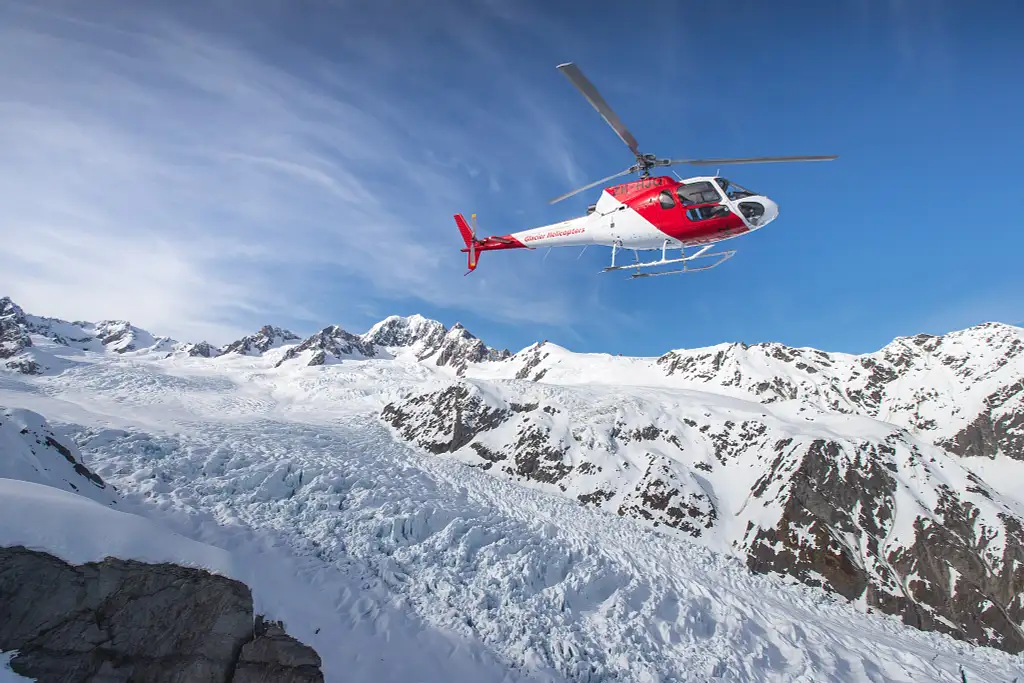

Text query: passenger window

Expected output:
[676,181,721,206]
[658,190,676,209]
[686,206,731,222]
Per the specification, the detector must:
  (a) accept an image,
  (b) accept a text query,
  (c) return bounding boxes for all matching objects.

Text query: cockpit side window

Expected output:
[716,178,756,200]
[676,181,721,206]
[658,190,676,209]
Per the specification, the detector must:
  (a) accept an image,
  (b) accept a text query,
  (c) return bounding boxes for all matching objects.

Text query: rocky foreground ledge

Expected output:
[0,546,323,683]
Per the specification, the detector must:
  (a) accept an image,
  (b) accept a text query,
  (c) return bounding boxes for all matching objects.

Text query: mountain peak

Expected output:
[0,296,26,321]
[363,314,447,349]
[222,325,301,356]
[275,325,375,368]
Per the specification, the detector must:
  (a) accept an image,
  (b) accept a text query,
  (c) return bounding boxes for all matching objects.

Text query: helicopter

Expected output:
[454,62,837,278]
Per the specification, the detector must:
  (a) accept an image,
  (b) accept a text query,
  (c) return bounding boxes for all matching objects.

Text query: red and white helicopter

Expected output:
[455,62,837,278]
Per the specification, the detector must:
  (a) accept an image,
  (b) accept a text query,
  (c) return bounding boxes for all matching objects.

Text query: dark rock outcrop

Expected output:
[233,616,323,683]
[428,323,510,375]
[0,546,324,683]
[186,341,221,358]
[1,297,35,372]
[744,435,1024,654]
[940,379,1024,462]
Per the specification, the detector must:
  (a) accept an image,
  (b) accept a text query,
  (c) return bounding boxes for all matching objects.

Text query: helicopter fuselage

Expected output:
[470,175,779,256]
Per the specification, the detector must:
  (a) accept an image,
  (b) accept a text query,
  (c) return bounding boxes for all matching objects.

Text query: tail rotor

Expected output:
[454,212,481,275]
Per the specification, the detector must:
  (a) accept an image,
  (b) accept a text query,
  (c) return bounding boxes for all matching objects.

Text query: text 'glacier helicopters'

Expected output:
[454,62,837,278]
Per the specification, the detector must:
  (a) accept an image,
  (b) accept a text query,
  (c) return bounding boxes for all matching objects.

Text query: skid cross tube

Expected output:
[601,243,736,277]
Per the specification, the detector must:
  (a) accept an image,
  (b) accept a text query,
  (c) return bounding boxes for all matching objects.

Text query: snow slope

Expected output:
[0,416,542,683]
[471,323,1024,463]
[2,339,1024,682]
[0,406,117,506]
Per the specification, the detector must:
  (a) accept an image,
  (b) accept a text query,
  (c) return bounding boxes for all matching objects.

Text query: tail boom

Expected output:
[454,213,528,274]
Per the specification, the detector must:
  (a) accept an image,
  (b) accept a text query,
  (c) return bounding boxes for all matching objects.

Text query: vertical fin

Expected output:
[454,213,481,275]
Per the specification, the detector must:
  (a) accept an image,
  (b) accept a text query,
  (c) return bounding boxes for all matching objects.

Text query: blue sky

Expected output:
[1,0,1021,356]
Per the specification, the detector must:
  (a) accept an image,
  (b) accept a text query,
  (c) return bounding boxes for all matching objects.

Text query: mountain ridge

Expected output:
[4,295,1024,658]
[0,298,511,377]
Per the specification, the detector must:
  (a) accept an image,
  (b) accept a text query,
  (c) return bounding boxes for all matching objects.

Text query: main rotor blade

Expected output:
[557,62,641,159]
[669,155,838,166]
[548,166,634,205]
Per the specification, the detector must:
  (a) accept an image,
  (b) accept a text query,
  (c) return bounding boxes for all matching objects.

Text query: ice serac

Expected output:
[222,325,302,356]
[275,325,377,368]
[381,375,1024,654]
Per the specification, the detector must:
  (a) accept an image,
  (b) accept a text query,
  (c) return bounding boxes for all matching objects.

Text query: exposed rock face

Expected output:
[382,378,1024,654]
[428,323,510,375]
[185,341,221,358]
[233,617,323,683]
[275,325,376,368]
[0,546,323,683]
[939,378,1024,462]
[513,342,552,381]
[222,325,301,356]
[1,297,36,373]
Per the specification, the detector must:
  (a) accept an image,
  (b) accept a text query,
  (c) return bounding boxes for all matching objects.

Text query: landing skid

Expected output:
[601,242,736,278]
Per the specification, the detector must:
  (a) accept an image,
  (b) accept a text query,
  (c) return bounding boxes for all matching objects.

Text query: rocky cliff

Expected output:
[0,546,323,683]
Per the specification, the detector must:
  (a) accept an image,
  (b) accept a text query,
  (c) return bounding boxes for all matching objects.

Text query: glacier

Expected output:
[1,300,1023,682]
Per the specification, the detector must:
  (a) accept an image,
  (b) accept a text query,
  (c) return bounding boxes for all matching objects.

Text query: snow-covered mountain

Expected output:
[275,325,377,367]
[378,322,1024,654]
[1,298,510,378]
[221,324,302,356]
[3,295,1024,678]
[381,375,1024,653]
[268,315,510,373]
[169,340,222,358]
[480,324,1024,463]
[1,296,179,373]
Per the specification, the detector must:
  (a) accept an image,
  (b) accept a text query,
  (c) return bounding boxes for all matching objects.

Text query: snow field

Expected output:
[1,350,1022,682]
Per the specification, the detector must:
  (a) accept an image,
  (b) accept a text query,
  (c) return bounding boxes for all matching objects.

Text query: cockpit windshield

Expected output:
[716,178,756,200]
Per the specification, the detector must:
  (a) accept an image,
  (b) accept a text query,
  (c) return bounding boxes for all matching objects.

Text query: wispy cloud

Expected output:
[0,0,599,344]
